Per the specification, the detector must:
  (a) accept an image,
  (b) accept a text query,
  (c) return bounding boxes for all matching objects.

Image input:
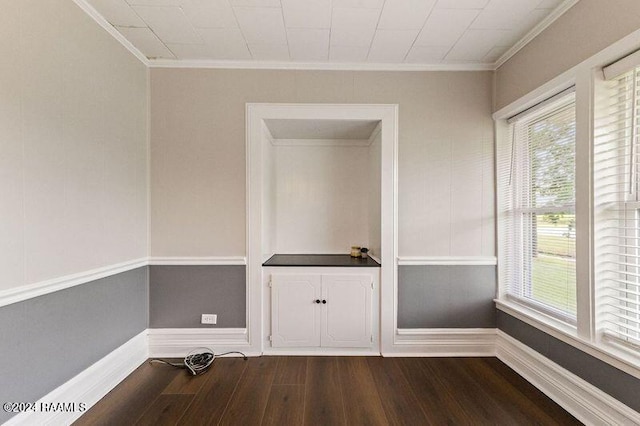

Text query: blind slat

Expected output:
[595,66,640,348]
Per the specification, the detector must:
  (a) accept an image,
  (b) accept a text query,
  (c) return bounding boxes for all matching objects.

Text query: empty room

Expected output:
[2,0,640,424]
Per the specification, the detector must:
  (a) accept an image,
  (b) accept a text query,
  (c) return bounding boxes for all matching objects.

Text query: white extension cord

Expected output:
[183,347,215,375]
[149,347,248,376]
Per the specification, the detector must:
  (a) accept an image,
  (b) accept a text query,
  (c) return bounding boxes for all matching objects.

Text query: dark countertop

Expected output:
[263,254,381,267]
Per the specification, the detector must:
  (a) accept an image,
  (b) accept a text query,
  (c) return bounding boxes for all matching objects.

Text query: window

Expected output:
[595,65,640,348]
[498,91,577,323]
[496,47,640,372]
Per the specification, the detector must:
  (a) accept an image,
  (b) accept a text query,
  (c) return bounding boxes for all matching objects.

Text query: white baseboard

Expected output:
[495,330,640,425]
[148,328,255,357]
[3,327,638,426]
[384,328,497,357]
[263,348,380,356]
[4,330,148,426]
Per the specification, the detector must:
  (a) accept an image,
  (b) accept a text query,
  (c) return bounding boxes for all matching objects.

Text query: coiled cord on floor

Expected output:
[149,348,248,376]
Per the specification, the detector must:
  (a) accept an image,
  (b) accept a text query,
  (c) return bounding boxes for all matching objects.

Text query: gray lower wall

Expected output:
[149,265,246,328]
[148,265,495,329]
[498,311,640,413]
[398,265,497,328]
[0,267,148,423]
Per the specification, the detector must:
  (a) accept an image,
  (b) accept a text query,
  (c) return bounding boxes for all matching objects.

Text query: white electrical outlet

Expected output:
[201,314,217,324]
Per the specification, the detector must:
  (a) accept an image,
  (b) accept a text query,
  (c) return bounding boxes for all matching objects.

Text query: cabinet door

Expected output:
[321,274,372,348]
[271,274,321,347]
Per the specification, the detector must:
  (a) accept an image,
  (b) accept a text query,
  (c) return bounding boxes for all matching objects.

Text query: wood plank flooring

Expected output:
[74,356,581,426]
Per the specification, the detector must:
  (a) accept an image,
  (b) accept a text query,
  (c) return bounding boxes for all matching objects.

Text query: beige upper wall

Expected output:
[0,0,148,291]
[495,0,640,111]
[150,69,494,258]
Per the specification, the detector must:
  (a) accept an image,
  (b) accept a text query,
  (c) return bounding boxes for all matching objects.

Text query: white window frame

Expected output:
[501,93,578,325]
[493,29,640,380]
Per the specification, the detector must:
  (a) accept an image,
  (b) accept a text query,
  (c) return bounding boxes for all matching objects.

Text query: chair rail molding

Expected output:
[397,256,497,266]
[0,258,148,309]
[148,257,247,266]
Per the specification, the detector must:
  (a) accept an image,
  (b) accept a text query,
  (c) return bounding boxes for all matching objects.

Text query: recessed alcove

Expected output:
[246,104,398,354]
[260,118,382,259]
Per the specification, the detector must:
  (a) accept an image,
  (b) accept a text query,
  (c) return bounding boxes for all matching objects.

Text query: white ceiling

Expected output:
[265,119,380,139]
[84,0,573,67]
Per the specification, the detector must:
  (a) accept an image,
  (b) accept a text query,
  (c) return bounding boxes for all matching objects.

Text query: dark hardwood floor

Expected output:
[74,356,581,426]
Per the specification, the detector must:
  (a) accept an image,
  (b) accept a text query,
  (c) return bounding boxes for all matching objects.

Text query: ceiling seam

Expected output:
[365,0,386,62]
[401,0,438,64]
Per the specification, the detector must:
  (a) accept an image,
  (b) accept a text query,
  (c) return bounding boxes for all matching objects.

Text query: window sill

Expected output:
[495,298,640,381]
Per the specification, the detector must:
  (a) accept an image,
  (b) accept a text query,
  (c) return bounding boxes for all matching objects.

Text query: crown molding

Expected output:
[72,0,149,66]
[148,58,494,72]
[494,0,580,69]
[74,0,578,72]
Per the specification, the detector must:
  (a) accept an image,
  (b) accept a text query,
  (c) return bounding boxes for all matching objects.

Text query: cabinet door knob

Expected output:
[322,300,327,304]
[315,299,321,304]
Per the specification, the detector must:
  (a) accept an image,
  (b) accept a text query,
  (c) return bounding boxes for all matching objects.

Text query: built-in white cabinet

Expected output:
[270,274,322,348]
[268,271,377,351]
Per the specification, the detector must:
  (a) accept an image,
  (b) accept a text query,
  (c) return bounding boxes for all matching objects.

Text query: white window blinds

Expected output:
[498,92,577,323]
[595,66,640,348]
